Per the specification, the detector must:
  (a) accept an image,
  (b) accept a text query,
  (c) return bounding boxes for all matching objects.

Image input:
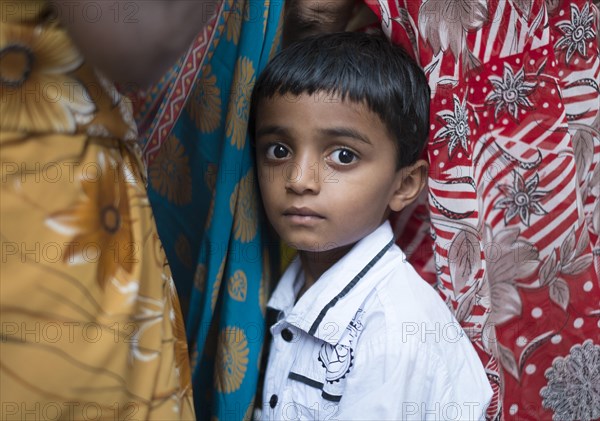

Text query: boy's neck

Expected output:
[296,244,355,300]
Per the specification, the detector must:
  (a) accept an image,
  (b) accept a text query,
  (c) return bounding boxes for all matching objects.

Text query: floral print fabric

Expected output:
[130,1,284,419]
[0,1,193,418]
[365,0,600,420]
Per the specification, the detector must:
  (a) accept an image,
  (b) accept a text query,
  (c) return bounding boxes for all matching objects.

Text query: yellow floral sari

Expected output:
[0,1,194,418]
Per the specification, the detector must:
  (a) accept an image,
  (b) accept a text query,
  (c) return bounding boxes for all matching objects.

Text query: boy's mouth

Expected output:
[282,207,325,222]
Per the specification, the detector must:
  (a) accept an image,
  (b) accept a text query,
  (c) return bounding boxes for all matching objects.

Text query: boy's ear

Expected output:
[388,159,428,212]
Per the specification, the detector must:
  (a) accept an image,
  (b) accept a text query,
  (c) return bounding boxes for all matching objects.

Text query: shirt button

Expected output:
[269,394,278,408]
[281,328,293,342]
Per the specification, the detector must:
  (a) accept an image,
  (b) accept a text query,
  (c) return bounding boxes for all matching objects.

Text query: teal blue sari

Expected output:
[133,1,283,418]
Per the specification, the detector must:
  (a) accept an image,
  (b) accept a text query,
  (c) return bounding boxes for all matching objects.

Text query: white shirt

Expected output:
[260,222,492,421]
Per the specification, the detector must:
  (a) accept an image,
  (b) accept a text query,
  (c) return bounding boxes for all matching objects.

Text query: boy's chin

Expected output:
[283,240,339,253]
[283,239,355,256]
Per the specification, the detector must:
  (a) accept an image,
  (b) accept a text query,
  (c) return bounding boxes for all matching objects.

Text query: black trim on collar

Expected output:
[308,239,395,336]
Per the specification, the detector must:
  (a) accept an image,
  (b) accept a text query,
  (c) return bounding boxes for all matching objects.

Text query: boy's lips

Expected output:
[283,207,324,217]
[282,207,325,223]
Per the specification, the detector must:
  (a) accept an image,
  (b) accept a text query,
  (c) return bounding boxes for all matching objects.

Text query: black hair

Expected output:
[249,31,430,169]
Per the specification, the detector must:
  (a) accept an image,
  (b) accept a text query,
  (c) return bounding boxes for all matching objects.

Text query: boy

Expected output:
[250,32,492,420]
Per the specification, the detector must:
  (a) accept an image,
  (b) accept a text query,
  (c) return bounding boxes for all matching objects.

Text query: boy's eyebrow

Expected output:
[255,125,290,138]
[319,127,372,145]
[255,126,372,145]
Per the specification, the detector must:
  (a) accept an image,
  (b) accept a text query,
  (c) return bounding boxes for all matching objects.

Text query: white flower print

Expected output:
[377,0,392,37]
[482,224,538,326]
[418,0,487,67]
[486,63,536,120]
[435,95,470,159]
[540,339,600,421]
[555,3,595,63]
[494,170,548,226]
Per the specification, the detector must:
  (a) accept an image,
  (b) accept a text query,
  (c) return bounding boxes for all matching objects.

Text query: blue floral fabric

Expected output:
[142,1,283,418]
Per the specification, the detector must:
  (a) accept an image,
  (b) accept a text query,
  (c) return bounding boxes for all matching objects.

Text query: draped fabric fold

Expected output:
[131,1,284,418]
[366,1,600,419]
[1,1,194,418]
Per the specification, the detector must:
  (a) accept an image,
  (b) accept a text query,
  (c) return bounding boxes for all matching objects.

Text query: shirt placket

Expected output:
[264,320,301,420]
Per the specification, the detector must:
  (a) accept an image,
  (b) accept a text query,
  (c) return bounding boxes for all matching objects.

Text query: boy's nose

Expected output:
[284,157,320,195]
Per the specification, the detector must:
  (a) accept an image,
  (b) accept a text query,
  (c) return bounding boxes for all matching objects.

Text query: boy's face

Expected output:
[255,93,424,252]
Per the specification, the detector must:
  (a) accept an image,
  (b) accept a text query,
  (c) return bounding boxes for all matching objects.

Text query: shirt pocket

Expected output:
[283,343,353,420]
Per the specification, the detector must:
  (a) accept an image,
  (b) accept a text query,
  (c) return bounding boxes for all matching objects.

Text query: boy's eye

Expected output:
[266,144,290,159]
[329,148,358,165]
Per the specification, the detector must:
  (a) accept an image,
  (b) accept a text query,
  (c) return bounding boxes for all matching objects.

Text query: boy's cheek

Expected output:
[257,165,279,187]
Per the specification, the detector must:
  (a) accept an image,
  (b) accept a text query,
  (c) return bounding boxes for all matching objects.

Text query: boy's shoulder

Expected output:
[366,244,454,326]
[357,245,471,357]
[339,244,491,412]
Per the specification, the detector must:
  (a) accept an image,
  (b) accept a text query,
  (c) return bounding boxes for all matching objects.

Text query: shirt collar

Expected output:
[267,221,397,345]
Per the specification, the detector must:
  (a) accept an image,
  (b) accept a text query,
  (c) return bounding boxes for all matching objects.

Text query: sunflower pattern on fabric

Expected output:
[46,149,134,290]
[135,2,284,418]
[187,64,222,133]
[194,263,207,293]
[175,233,194,270]
[230,169,258,243]
[0,21,95,133]
[225,0,243,43]
[149,134,193,206]
[228,270,248,302]
[1,3,194,417]
[214,326,250,394]
[226,56,255,150]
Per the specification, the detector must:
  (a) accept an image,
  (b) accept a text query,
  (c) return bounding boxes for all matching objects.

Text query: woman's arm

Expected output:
[282,0,355,46]
[52,0,215,87]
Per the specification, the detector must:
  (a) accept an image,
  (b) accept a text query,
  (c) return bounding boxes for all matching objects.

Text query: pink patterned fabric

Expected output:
[365,1,600,420]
